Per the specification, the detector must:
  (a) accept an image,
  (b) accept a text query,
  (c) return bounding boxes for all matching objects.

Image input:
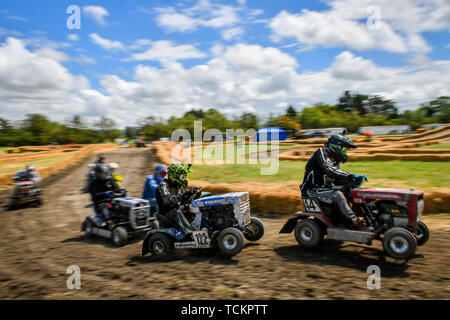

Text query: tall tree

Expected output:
[285,105,297,118]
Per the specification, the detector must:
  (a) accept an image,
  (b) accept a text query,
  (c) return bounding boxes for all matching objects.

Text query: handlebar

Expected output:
[181,187,203,204]
[333,175,368,190]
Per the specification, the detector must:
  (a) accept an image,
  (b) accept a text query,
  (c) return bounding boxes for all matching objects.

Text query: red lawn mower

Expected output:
[280,180,429,259]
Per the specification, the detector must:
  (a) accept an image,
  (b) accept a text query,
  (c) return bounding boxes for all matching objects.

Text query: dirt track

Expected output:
[0,148,449,299]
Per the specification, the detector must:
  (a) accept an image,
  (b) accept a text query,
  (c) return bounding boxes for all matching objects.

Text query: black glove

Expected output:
[181,189,194,202]
[192,187,202,199]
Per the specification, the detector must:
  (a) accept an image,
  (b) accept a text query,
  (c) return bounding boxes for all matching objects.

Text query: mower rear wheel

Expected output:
[294,219,324,248]
[416,221,430,246]
[7,199,16,211]
[383,227,417,259]
[148,233,174,256]
[84,219,94,238]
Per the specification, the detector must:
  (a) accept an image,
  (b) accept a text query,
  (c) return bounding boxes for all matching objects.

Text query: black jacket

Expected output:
[156,179,185,215]
[89,177,121,205]
[300,147,353,193]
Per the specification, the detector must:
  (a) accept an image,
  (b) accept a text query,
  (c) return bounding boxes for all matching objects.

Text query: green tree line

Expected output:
[0,114,121,146]
[1,92,448,146]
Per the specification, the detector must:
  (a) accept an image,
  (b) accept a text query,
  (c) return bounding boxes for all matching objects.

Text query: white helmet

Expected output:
[107,163,119,172]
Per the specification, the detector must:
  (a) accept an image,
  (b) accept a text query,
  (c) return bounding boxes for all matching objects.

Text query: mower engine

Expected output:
[189,192,251,231]
[352,187,425,231]
[112,197,151,230]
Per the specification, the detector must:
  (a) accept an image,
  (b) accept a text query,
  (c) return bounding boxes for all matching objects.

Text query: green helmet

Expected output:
[167,163,192,188]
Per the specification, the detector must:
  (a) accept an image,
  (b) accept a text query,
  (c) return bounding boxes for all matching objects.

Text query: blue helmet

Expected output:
[154,164,168,175]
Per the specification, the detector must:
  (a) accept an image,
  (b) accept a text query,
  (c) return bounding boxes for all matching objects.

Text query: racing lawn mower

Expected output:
[8,179,42,210]
[81,190,158,247]
[280,179,429,259]
[142,189,264,257]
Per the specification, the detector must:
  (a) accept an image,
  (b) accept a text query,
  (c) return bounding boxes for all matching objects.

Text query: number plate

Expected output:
[192,230,210,247]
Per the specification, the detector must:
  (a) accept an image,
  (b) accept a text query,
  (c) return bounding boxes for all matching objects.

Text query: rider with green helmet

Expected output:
[155,163,202,237]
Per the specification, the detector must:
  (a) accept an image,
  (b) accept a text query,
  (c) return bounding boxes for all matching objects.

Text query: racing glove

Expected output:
[352,174,368,188]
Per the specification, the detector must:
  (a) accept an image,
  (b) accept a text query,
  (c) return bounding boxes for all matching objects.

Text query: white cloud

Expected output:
[155,9,199,32]
[221,27,244,40]
[75,54,96,65]
[129,39,152,50]
[329,0,450,33]
[221,43,298,73]
[89,33,125,51]
[131,40,206,62]
[270,10,406,53]
[202,5,240,28]
[0,37,448,127]
[154,0,257,33]
[331,51,380,80]
[83,6,109,25]
[269,0,450,54]
[34,47,69,62]
[0,27,22,37]
[68,34,79,41]
[0,37,95,118]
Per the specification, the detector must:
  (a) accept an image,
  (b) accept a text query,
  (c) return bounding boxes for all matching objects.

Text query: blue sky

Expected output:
[0,0,449,127]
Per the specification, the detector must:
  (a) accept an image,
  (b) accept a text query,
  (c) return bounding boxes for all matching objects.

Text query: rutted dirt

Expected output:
[0,148,449,299]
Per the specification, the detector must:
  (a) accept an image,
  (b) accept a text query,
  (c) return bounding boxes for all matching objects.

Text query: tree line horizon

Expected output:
[1,91,448,146]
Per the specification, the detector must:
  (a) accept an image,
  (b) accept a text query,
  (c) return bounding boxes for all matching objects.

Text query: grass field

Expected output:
[0,155,70,174]
[190,160,450,189]
[417,142,450,149]
[201,143,302,153]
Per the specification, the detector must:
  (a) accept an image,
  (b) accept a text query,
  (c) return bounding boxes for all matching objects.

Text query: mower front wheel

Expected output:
[383,227,417,259]
[294,219,324,248]
[34,195,43,207]
[217,228,245,256]
[244,217,265,241]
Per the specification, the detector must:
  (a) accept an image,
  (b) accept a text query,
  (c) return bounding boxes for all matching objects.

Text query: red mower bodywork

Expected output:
[351,187,424,232]
[280,186,428,260]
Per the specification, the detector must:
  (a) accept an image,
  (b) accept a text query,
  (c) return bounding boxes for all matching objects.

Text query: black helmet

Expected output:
[95,164,110,179]
[324,130,357,163]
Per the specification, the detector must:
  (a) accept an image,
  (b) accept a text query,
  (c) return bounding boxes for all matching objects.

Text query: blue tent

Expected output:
[256,127,288,142]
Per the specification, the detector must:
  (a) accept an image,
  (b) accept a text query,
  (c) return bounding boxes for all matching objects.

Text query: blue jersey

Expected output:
[142,173,164,209]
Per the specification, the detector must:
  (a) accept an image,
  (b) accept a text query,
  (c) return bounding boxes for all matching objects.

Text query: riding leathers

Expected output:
[300,146,357,221]
[156,179,194,236]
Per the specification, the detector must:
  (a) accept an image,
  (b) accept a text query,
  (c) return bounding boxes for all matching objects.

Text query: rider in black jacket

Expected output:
[156,163,201,237]
[89,164,124,228]
[300,131,367,229]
